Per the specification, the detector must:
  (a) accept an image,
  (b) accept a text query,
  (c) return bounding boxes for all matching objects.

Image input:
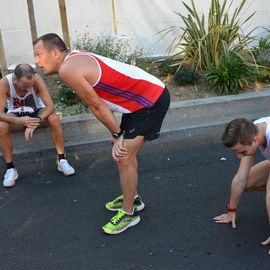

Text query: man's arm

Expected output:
[229,155,254,209]
[0,78,18,123]
[58,59,121,134]
[214,155,253,228]
[33,74,54,121]
[23,74,55,141]
[59,57,128,159]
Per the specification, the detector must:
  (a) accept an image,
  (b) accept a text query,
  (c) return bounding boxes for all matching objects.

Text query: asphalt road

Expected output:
[0,139,269,270]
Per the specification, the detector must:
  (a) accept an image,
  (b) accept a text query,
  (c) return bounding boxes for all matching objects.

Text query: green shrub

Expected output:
[55,102,88,116]
[256,48,270,67]
[158,60,179,76]
[258,37,270,50]
[254,68,270,83]
[58,84,81,106]
[161,0,256,71]
[174,66,200,85]
[206,52,255,94]
[73,34,144,64]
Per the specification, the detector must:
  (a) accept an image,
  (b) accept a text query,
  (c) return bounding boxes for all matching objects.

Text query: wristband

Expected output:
[226,203,237,212]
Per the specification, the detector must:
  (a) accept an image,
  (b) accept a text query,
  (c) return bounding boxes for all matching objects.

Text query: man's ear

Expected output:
[51,48,62,60]
[252,134,258,145]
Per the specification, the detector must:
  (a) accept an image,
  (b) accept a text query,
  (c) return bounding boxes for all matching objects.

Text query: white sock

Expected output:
[126,208,134,215]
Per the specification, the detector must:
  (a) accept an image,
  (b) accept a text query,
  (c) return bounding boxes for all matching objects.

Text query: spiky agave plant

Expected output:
[161,0,256,71]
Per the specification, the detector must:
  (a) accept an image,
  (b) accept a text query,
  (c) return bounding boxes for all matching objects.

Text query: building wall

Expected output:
[0,0,269,67]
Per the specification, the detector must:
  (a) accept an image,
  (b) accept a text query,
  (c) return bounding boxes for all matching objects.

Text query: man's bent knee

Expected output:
[0,121,11,136]
[46,113,61,127]
[115,155,135,169]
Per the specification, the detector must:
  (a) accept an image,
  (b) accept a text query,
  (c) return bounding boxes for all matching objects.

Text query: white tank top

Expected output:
[5,74,45,114]
[254,117,270,160]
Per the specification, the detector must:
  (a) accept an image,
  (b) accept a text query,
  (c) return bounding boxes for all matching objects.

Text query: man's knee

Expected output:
[0,121,11,136]
[47,113,61,128]
[115,155,134,169]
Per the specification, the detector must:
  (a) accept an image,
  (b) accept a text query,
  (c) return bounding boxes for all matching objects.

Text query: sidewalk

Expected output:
[7,88,270,156]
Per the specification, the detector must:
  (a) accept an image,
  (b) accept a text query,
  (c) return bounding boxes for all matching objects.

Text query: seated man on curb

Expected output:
[214,117,270,255]
[0,63,75,188]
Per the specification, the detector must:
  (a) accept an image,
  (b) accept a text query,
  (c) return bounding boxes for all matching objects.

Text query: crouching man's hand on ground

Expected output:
[261,236,270,255]
[213,212,236,229]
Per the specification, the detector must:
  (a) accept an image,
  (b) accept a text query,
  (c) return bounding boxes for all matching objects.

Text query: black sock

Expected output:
[6,162,15,169]
[58,154,66,161]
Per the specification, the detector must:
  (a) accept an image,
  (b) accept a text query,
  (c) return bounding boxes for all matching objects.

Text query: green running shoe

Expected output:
[102,209,140,234]
[105,194,145,212]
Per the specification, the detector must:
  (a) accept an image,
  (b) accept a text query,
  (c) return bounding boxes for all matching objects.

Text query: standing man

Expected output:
[214,117,270,255]
[33,33,170,234]
[0,63,75,188]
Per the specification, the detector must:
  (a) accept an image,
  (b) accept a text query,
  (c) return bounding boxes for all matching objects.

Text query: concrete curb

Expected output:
[7,88,270,156]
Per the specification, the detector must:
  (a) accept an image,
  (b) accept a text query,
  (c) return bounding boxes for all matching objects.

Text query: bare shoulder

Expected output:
[0,76,10,94]
[59,55,99,84]
[58,59,76,78]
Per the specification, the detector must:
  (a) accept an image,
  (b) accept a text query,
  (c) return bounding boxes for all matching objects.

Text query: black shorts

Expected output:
[120,87,170,141]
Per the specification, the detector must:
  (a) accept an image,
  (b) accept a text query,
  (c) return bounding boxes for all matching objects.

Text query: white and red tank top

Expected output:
[5,74,45,114]
[64,51,165,113]
[254,117,270,160]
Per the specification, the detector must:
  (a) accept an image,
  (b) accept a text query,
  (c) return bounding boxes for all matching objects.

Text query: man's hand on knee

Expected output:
[112,135,128,162]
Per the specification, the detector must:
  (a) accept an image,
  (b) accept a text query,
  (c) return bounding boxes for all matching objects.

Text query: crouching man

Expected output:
[214,117,270,255]
[0,63,75,187]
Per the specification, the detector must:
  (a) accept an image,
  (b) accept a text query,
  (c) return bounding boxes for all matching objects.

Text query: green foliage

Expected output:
[58,84,81,106]
[258,37,270,50]
[254,67,270,83]
[161,0,256,71]
[254,36,270,67]
[206,52,255,94]
[256,48,270,67]
[174,66,200,85]
[73,34,144,64]
[158,60,179,75]
[55,102,88,117]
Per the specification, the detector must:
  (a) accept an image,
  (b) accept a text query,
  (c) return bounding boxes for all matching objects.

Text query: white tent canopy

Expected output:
[0,0,269,67]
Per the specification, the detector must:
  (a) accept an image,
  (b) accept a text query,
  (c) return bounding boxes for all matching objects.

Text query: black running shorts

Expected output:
[120,87,170,141]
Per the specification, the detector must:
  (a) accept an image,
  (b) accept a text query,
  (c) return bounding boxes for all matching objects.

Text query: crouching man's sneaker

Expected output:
[102,209,140,235]
[57,159,75,176]
[3,168,19,187]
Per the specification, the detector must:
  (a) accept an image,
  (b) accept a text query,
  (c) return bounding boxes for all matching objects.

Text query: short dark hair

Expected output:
[14,64,35,80]
[222,118,257,148]
[33,33,67,52]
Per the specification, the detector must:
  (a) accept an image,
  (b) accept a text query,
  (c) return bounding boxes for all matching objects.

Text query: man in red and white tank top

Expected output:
[34,33,170,234]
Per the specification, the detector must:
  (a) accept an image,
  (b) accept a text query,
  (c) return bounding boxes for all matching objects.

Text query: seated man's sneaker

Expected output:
[3,168,19,187]
[57,159,75,176]
[105,194,145,212]
[102,209,140,235]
